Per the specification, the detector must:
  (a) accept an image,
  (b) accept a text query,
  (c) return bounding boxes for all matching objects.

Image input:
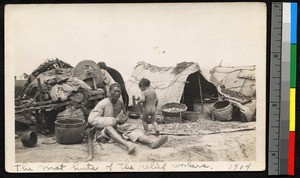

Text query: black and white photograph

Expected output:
[5,3,266,172]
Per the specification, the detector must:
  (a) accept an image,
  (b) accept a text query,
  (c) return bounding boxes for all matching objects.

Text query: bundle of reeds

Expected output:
[171,62,194,75]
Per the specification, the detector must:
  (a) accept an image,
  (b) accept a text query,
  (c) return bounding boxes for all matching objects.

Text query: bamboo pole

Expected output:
[198,73,204,113]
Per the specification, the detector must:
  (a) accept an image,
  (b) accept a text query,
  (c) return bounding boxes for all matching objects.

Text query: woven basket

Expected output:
[161,102,187,117]
[212,100,233,121]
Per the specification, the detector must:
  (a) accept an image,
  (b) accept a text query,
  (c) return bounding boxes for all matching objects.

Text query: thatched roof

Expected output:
[125,61,218,109]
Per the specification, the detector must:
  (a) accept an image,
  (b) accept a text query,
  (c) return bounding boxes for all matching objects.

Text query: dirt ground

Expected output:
[15,117,256,163]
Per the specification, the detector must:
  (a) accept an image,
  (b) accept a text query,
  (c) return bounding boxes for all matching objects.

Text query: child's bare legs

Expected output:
[142,120,150,135]
[142,113,150,135]
[150,115,159,136]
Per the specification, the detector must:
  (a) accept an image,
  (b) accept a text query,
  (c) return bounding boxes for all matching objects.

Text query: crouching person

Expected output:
[88,83,168,154]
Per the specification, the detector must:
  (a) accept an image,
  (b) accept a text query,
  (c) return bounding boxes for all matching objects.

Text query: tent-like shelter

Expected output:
[209,65,256,122]
[125,61,218,111]
[209,65,256,98]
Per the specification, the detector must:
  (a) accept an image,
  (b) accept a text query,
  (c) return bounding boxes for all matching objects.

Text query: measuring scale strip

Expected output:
[269,2,282,175]
[268,2,297,175]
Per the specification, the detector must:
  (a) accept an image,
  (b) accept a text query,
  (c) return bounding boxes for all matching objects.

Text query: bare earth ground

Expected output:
[15,117,256,163]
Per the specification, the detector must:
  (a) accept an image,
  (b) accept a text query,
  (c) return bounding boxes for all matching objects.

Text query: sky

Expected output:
[5,3,266,80]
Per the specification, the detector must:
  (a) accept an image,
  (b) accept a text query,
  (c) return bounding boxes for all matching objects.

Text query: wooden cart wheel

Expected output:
[73,60,104,89]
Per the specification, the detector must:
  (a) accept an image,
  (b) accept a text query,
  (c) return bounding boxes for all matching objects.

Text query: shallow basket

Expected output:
[212,100,233,121]
[161,102,187,117]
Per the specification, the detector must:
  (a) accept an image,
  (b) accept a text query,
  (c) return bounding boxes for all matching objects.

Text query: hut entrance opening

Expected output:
[181,72,218,111]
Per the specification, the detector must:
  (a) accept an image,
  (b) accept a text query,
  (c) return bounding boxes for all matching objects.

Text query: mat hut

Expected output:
[209,65,256,98]
[209,65,256,122]
[125,61,218,111]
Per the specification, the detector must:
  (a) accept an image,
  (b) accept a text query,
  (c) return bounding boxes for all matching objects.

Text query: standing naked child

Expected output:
[137,78,160,136]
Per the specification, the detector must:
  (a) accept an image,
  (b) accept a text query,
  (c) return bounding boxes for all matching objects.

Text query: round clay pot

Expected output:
[21,131,38,147]
[55,119,86,144]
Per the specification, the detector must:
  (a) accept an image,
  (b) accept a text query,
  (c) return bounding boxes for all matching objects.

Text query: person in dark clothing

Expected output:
[98,62,129,110]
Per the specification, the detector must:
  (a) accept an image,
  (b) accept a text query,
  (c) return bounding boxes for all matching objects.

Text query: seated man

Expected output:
[88,83,168,154]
